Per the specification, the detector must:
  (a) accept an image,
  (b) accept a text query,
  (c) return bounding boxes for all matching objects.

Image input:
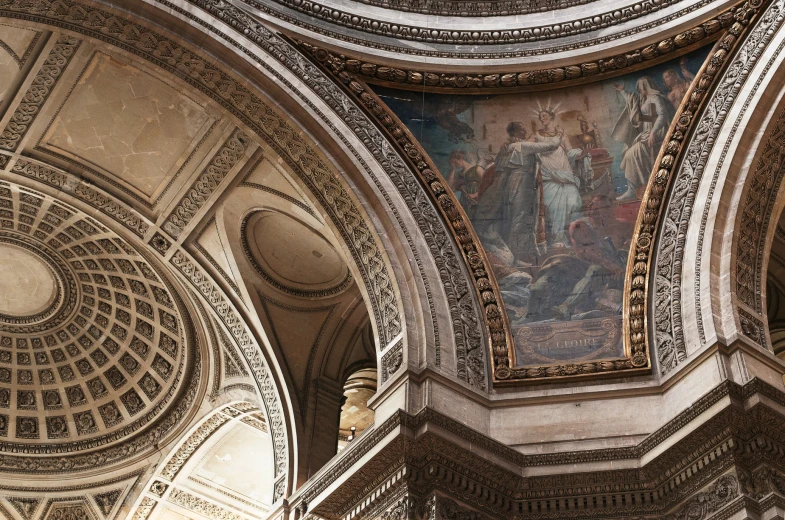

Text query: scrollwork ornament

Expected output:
[170,250,288,476]
[163,130,250,239]
[668,474,738,520]
[0,34,79,153]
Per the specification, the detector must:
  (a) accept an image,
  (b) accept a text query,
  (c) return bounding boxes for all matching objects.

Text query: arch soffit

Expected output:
[0,0,760,404]
[650,0,785,376]
[725,81,785,351]
[145,0,779,387]
[211,194,372,420]
[0,0,408,355]
[152,0,785,390]
[128,400,271,518]
[0,9,325,499]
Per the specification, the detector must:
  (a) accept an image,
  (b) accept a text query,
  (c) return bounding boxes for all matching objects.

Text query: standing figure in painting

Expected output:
[536,109,584,248]
[446,149,485,215]
[612,77,673,202]
[473,122,562,266]
[662,58,695,110]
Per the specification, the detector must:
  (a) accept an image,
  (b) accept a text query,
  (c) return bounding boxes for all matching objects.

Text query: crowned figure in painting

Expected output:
[535,107,586,249]
[472,121,561,266]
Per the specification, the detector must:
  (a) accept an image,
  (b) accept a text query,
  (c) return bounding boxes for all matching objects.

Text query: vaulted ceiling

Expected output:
[0,17,377,519]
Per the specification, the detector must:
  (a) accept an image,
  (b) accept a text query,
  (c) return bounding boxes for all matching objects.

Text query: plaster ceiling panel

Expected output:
[0,24,39,108]
[156,509,194,520]
[259,298,333,393]
[40,52,214,201]
[192,422,274,506]
[195,219,239,291]
[0,24,37,60]
[245,211,350,296]
[240,158,311,209]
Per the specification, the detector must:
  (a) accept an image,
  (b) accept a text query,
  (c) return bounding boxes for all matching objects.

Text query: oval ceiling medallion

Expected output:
[243,211,352,298]
[0,181,199,471]
[0,241,61,320]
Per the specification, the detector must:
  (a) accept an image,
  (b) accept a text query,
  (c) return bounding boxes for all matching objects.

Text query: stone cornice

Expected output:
[289,0,607,18]
[295,12,728,95]
[244,0,728,60]
[292,378,785,518]
[292,377,785,515]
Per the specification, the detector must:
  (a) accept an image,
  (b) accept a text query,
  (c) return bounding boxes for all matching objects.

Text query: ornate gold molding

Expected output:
[294,6,736,95]
[301,45,629,383]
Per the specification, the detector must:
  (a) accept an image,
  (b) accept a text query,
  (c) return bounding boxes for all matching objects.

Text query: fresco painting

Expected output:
[377,50,709,368]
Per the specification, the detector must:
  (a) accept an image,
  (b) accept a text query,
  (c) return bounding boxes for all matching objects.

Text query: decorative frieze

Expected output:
[243,0,716,59]
[381,340,403,384]
[301,394,784,519]
[0,34,80,158]
[159,410,233,480]
[168,488,245,520]
[11,159,149,237]
[629,0,766,373]
[296,11,731,94]
[170,250,288,476]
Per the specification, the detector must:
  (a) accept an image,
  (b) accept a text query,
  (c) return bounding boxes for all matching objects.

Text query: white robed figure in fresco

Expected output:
[536,108,585,248]
[612,77,673,201]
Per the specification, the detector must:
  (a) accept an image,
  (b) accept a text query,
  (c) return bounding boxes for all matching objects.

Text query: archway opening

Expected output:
[337,367,377,452]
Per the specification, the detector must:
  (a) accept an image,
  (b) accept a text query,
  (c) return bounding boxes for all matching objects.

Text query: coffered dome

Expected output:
[0,180,198,471]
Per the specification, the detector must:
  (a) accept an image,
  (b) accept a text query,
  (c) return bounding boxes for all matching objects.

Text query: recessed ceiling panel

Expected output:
[245,211,350,297]
[41,53,212,199]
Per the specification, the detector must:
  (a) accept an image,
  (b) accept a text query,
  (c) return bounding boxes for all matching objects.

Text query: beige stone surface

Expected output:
[247,212,347,290]
[193,422,274,504]
[0,243,56,317]
[3,2,785,518]
[0,24,37,105]
[0,23,37,59]
[196,219,240,289]
[43,53,211,197]
[243,158,310,206]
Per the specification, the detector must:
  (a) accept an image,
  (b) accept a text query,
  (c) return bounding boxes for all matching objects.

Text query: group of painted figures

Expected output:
[445,64,693,326]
